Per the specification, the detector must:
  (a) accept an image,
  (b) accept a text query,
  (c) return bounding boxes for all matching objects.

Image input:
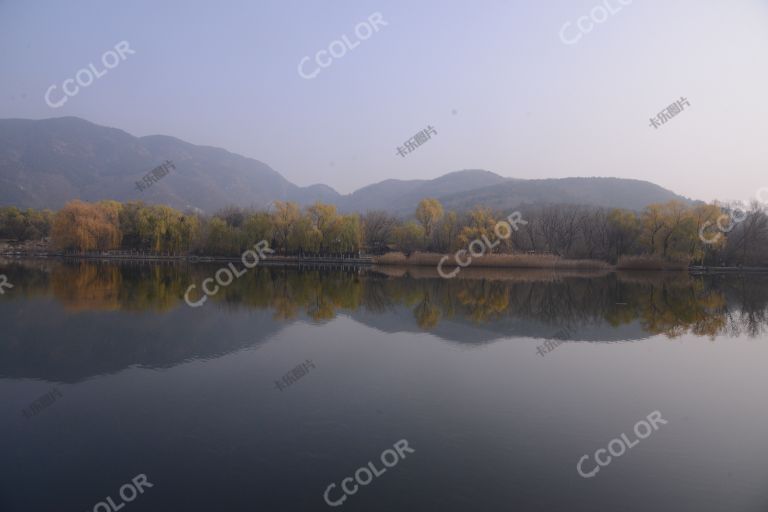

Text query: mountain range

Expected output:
[0,117,691,214]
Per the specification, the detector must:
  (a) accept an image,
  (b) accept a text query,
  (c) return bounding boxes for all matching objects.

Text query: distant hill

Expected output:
[335,169,510,213]
[0,117,692,214]
[0,117,338,212]
[436,176,688,213]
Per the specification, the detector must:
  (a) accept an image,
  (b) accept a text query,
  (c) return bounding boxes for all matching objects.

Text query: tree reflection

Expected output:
[2,260,768,339]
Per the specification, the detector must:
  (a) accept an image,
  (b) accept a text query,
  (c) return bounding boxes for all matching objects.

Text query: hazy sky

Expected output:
[1,0,767,202]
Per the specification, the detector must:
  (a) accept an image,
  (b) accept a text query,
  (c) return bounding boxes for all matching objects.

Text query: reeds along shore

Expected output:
[373,252,689,271]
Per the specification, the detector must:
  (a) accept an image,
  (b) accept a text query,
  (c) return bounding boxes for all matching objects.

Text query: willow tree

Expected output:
[415,198,444,240]
[457,207,498,253]
[51,200,122,252]
[307,202,339,251]
[271,201,301,254]
[393,222,425,255]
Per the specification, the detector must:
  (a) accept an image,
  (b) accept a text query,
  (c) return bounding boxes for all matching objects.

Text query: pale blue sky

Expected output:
[1,0,767,202]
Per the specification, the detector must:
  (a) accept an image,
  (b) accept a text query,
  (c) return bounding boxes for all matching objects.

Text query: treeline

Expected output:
[1,197,767,265]
[7,200,363,257]
[512,201,768,266]
[0,207,54,241]
[367,198,768,266]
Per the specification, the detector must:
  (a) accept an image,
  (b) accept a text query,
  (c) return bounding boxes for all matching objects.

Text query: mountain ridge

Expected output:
[0,117,692,214]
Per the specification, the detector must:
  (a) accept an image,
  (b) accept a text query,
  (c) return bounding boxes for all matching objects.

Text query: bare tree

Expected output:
[723,202,768,265]
[362,210,399,254]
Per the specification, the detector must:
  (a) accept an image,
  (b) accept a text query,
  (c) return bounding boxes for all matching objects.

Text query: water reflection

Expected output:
[1,259,766,382]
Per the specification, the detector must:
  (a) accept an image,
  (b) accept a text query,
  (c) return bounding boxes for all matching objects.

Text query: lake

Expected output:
[2,259,767,511]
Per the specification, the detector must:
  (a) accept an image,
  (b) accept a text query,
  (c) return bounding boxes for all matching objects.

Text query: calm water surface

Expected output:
[1,260,767,512]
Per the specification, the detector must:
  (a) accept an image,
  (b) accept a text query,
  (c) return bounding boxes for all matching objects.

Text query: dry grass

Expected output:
[373,251,611,270]
[615,271,692,285]
[616,255,688,271]
[400,266,611,281]
[374,252,408,264]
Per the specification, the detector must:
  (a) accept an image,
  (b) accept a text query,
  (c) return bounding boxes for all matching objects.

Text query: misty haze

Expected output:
[2,1,768,512]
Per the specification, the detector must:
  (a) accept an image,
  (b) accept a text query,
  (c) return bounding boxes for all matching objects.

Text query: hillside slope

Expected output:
[0,117,691,214]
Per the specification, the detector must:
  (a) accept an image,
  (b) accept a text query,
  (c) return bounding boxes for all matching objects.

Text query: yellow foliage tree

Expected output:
[415,198,444,239]
[52,200,122,252]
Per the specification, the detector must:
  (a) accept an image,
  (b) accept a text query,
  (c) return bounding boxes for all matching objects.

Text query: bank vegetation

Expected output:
[0,196,766,267]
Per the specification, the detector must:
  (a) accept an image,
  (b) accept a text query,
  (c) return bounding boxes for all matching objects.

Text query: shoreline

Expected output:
[0,251,374,265]
[1,252,768,273]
